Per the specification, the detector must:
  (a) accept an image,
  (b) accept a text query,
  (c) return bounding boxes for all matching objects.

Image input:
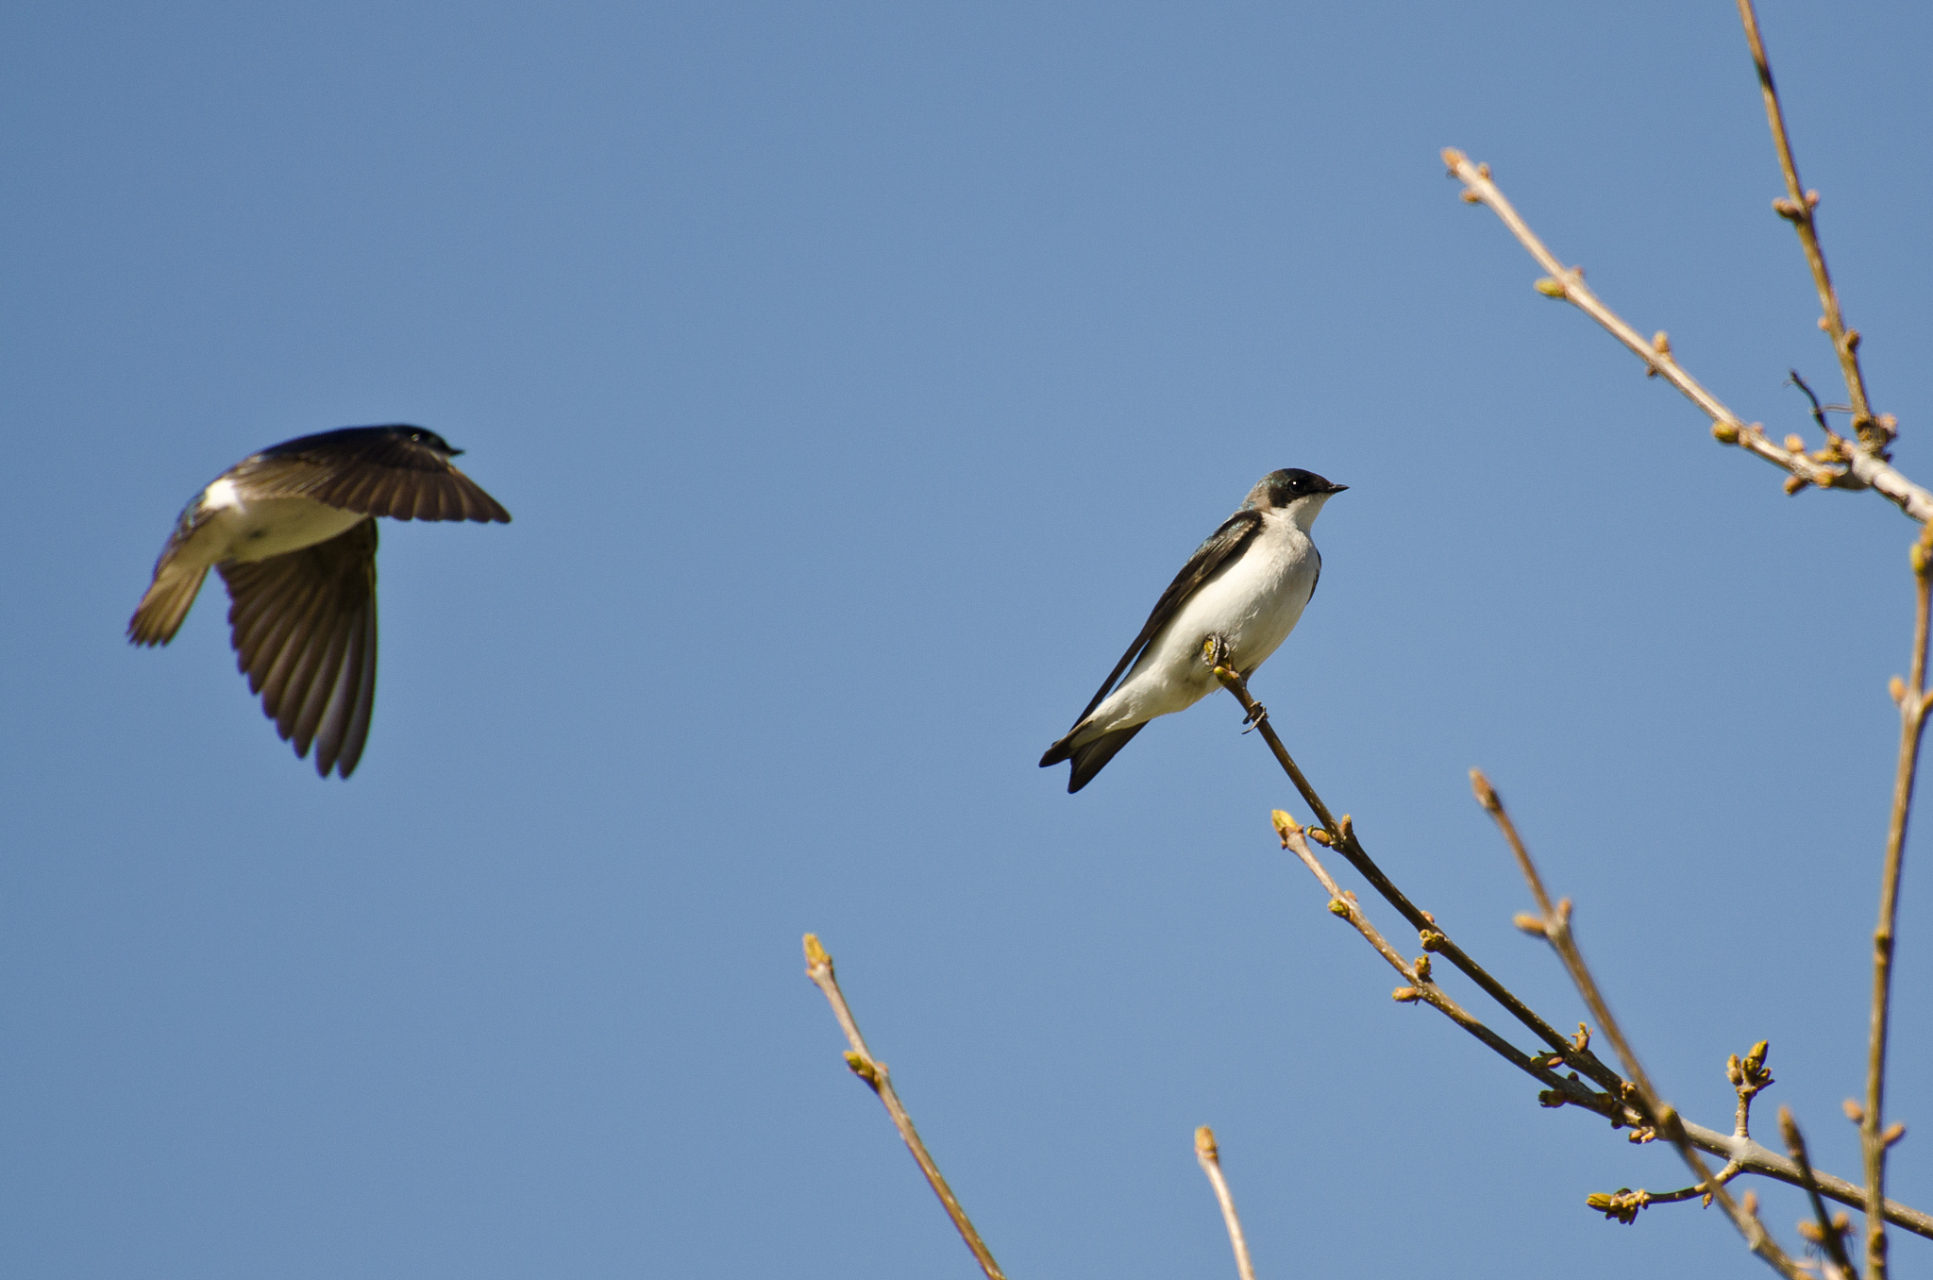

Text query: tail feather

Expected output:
[128,565,210,646]
[1041,722,1146,793]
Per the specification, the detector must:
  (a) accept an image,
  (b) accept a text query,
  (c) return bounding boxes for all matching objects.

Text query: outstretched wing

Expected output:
[1067,508,1264,727]
[219,520,379,779]
[234,425,512,523]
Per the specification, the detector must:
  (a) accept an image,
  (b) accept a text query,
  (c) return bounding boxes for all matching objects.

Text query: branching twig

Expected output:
[1217,660,1933,1238]
[1735,0,1880,445]
[1730,1040,1775,1140]
[802,934,1008,1280]
[1195,1127,1258,1280]
[1439,149,1931,524]
[1211,660,1624,1093]
[1270,811,1612,1114]
[1472,775,1808,1279]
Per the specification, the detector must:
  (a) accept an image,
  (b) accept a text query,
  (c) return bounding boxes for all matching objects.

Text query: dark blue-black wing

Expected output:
[1067,508,1264,727]
[235,425,512,524]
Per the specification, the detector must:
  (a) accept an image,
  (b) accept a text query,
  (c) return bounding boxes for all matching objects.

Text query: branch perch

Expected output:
[1214,660,1933,1238]
[802,934,1008,1280]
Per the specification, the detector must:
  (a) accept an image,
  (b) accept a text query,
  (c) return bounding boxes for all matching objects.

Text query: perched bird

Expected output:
[1040,468,1346,792]
[128,425,511,778]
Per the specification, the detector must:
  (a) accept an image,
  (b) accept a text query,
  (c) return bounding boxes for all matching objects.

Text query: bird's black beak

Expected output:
[1325,482,1349,493]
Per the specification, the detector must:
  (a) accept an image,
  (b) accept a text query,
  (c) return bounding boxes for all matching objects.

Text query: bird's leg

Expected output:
[1239,694,1270,734]
[1202,636,1269,732]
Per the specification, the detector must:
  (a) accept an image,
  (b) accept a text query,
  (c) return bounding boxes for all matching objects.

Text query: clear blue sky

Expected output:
[3,2,1930,1276]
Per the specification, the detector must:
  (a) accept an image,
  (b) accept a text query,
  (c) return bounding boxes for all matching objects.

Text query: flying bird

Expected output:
[128,424,511,778]
[1040,468,1346,792]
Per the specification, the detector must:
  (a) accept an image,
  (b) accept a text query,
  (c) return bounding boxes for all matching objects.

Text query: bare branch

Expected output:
[1211,660,1625,1093]
[1679,1116,1933,1240]
[1271,812,1614,1114]
[1440,148,1933,524]
[1735,0,1881,445]
[1781,1104,1861,1280]
[1861,533,1933,1279]
[1195,1127,1258,1280]
[802,934,1008,1280]
[1217,653,1933,1239]
[1472,777,1808,1278]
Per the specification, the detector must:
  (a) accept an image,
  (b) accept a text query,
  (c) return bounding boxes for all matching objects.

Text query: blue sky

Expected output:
[3,2,1930,1276]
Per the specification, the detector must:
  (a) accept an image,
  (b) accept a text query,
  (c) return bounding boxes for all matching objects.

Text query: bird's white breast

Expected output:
[177,486,365,567]
[1089,509,1321,732]
[1156,509,1318,672]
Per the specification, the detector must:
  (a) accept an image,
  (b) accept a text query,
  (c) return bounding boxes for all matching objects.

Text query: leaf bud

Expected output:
[844,1051,880,1088]
[803,933,831,970]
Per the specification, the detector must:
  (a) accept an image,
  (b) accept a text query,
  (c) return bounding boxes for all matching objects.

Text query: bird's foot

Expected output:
[1240,700,1269,734]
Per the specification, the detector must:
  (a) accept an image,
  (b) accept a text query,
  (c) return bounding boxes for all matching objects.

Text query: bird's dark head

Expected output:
[1244,468,1347,513]
[385,425,462,457]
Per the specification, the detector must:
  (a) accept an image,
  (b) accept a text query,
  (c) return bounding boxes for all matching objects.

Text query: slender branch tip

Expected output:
[803,932,830,971]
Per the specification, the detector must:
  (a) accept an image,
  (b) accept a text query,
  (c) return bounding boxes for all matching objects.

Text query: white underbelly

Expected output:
[211,497,365,562]
[1089,522,1317,732]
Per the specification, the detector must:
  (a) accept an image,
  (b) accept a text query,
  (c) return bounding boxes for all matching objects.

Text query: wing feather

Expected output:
[219,520,380,778]
[231,425,512,524]
[1066,510,1264,727]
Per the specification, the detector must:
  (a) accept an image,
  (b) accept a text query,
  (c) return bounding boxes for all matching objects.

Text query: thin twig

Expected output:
[1195,1127,1258,1280]
[1440,149,1933,524]
[1271,812,1608,1112]
[802,934,1008,1280]
[1863,535,1933,1279]
[1212,663,1624,1092]
[1735,0,1880,444]
[1472,777,1807,1278]
[1781,1104,1860,1280]
[1221,662,1933,1236]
